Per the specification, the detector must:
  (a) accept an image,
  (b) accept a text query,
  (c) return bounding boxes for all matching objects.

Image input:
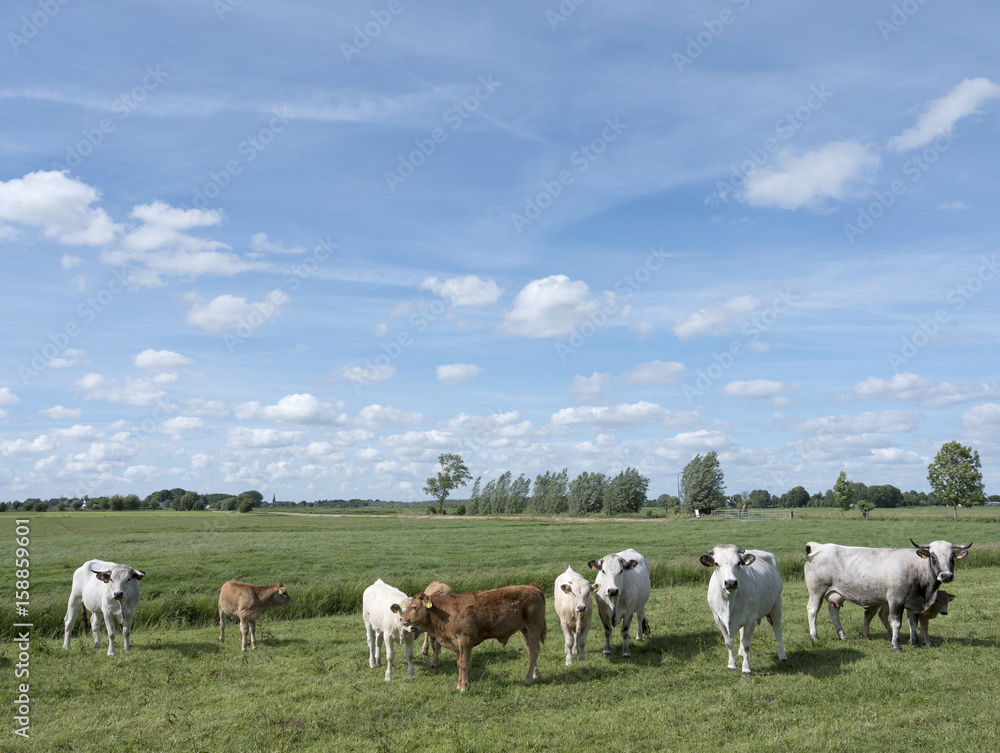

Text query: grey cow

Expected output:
[805,539,969,651]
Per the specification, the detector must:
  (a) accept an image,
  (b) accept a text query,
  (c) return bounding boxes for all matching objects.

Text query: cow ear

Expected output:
[390,603,402,614]
[915,549,930,560]
[560,584,572,594]
[424,599,433,610]
[91,569,111,583]
[741,554,756,567]
[955,549,969,559]
[624,559,638,571]
[131,569,145,580]
[588,559,601,571]
[591,582,601,592]
[699,555,715,568]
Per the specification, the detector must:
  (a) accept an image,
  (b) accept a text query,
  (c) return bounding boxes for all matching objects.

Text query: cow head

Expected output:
[589,554,637,623]
[910,539,971,584]
[560,574,598,613]
[936,590,955,616]
[700,545,755,594]
[391,593,426,633]
[272,583,293,605]
[91,565,145,601]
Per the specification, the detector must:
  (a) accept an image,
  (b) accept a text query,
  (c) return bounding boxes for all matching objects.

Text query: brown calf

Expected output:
[393,583,546,691]
[419,581,454,667]
[218,580,293,651]
[869,589,955,646]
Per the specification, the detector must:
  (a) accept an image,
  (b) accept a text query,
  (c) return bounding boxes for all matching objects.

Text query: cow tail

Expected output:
[642,617,651,636]
[540,619,547,644]
[81,605,91,636]
[765,614,774,627]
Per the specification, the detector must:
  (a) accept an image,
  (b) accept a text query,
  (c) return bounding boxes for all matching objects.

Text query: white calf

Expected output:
[63,559,145,657]
[700,545,786,675]
[554,566,597,665]
[362,579,415,681]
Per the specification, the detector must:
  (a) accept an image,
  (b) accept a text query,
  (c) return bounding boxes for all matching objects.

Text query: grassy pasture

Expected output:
[3,511,1000,752]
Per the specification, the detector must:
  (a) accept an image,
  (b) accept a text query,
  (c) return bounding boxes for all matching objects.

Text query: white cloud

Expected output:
[936,201,970,211]
[72,373,167,406]
[355,404,424,428]
[673,295,759,339]
[787,410,921,435]
[39,405,82,419]
[0,387,19,406]
[133,348,193,371]
[723,380,799,399]
[619,360,685,384]
[333,363,396,388]
[1,435,56,456]
[963,403,1000,433]
[249,232,306,255]
[568,372,611,403]
[157,416,206,439]
[0,170,119,246]
[738,141,881,210]
[185,290,289,332]
[550,401,696,431]
[888,77,1000,152]
[242,394,344,425]
[47,347,86,369]
[52,424,100,441]
[227,427,302,449]
[61,254,83,269]
[102,201,261,286]
[436,363,484,385]
[421,275,503,306]
[499,275,621,338]
[851,373,1000,408]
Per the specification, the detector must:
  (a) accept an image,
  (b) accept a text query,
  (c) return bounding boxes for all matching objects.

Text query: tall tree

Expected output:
[833,471,853,516]
[603,467,649,516]
[928,441,986,519]
[423,453,473,514]
[680,452,725,513]
[568,471,606,516]
[506,474,530,514]
[785,486,810,508]
[467,475,482,515]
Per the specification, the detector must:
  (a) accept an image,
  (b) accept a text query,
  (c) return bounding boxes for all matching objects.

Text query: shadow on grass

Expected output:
[778,647,866,677]
[143,640,224,657]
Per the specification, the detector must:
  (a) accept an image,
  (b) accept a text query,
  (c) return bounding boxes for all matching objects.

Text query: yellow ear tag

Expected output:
[424,599,433,609]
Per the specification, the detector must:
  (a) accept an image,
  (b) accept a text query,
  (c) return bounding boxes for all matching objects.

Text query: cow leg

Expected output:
[421,632,430,656]
[561,620,574,665]
[384,635,395,681]
[635,605,646,641]
[456,641,471,692]
[907,609,920,648]
[122,611,134,652]
[600,612,613,657]
[239,616,250,651]
[430,638,442,669]
[739,623,756,675]
[920,615,931,647]
[770,601,787,662]
[525,631,540,684]
[887,603,904,651]
[862,605,880,639]
[404,632,415,678]
[63,594,82,650]
[103,608,117,657]
[366,623,378,668]
[91,610,104,649]
[249,620,258,650]
[578,623,588,662]
[878,606,891,636]
[826,602,848,641]
[715,615,737,671]
[620,614,632,658]
[806,590,824,641]
[219,609,226,644]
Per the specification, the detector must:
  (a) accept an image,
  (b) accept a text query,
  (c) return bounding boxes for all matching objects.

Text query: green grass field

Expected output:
[3,511,999,752]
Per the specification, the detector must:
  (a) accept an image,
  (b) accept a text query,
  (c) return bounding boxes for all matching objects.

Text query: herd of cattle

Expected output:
[62,538,970,689]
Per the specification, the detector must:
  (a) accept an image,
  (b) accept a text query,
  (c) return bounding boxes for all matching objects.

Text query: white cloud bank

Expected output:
[888,77,1000,152]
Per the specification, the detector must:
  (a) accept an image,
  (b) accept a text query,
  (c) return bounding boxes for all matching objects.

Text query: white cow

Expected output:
[587,548,651,658]
[362,579,415,681]
[554,566,598,665]
[700,545,786,675]
[63,559,145,657]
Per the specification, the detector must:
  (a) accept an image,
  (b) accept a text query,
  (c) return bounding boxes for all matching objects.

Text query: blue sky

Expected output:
[1,0,999,503]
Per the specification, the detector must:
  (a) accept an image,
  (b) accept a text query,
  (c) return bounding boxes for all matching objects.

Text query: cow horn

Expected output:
[954,542,972,551]
[910,538,930,550]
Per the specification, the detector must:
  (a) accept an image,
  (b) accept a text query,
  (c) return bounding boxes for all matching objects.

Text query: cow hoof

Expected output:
[742,671,752,676]
[892,646,903,652]
[603,650,612,657]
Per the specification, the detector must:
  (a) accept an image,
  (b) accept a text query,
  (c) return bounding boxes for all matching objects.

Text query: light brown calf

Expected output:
[218,580,293,651]
[393,583,547,691]
[869,590,955,646]
[419,580,454,667]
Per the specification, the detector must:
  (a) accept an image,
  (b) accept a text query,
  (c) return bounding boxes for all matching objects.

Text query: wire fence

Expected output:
[709,508,794,521]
